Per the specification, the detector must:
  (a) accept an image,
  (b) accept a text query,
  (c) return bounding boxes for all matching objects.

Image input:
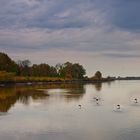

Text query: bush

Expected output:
[0,71,15,82]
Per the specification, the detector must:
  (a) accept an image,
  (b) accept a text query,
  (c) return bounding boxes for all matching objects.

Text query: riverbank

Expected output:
[0,76,114,86]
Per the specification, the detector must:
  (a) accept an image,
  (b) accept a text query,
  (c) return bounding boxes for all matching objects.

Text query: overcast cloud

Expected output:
[0,0,140,76]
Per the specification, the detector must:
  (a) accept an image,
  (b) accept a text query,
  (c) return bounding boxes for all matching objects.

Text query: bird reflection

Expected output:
[78,105,82,109]
[134,98,138,104]
[117,104,121,110]
[93,97,101,105]
[0,83,85,113]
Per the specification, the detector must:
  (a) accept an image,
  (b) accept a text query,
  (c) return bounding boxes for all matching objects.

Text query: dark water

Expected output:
[0,81,140,140]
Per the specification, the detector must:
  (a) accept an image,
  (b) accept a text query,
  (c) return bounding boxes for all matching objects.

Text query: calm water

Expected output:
[0,81,140,140]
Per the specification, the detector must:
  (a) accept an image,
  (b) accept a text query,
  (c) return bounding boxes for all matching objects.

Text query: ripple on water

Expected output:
[116,127,140,140]
[0,112,9,116]
[112,106,126,113]
[130,103,140,107]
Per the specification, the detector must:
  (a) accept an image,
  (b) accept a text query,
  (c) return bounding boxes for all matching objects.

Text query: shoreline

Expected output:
[0,79,114,87]
[2,78,140,87]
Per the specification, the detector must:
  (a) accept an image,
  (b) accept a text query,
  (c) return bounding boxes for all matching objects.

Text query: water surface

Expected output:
[0,81,140,140]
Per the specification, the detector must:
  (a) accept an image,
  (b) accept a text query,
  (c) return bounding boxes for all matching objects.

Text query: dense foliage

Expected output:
[18,61,86,79]
[90,71,102,80]
[0,52,86,79]
[0,52,19,75]
[0,71,15,82]
[30,64,58,77]
[57,62,86,79]
[94,71,102,79]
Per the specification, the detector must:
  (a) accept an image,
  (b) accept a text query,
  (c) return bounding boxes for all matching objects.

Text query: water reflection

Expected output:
[94,83,102,91]
[0,83,103,113]
[0,83,88,113]
[1,81,140,140]
[0,87,17,113]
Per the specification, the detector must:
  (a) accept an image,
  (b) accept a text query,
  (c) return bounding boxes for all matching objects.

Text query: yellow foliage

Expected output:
[0,71,74,83]
[0,71,15,82]
[15,76,71,82]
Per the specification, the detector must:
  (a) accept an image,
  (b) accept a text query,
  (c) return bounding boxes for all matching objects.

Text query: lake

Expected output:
[0,81,140,140]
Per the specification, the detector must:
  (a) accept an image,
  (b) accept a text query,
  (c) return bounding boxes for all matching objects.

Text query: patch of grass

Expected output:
[0,71,15,82]
[15,76,72,82]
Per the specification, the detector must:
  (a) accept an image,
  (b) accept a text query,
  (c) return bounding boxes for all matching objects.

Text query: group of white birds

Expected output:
[78,98,138,110]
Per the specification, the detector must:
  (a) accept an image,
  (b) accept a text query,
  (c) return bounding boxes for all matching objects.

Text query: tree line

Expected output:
[0,52,86,79]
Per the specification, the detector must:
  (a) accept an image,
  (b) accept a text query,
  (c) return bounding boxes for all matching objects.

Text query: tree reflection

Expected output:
[0,87,17,112]
[94,83,102,91]
[0,83,85,113]
[0,86,49,113]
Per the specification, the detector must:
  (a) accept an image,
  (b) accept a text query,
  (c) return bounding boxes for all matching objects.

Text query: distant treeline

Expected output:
[116,76,140,80]
[0,52,86,79]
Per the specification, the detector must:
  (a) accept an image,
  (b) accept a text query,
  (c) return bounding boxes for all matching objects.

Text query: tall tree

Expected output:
[30,63,57,77]
[0,52,19,75]
[94,71,102,79]
[58,62,86,79]
[17,60,31,76]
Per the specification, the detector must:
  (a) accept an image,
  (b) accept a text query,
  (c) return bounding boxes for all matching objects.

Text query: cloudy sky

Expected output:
[0,0,140,77]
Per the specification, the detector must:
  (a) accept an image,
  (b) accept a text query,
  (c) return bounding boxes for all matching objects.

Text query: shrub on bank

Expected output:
[0,71,15,82]
[15,76,71,82]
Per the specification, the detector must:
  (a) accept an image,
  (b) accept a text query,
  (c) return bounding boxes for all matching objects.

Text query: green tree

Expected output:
[17,60,31,76]
[0,52,19,75]
[94,71,102,79]
[30,63,57,77]
[58,62,86,79]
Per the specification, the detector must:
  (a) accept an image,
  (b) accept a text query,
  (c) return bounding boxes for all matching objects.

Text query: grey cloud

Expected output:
[0,0,95,29]
[94,0,140,31]
[1,0,140,31]
[1,0,140,77]
[102,53,140,59]
[0,0,140,63]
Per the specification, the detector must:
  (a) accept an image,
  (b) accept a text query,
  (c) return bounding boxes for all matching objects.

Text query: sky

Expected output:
[0,0,140,77]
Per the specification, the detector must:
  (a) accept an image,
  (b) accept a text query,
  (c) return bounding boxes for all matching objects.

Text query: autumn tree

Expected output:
[17,60,31,76]
[0,52,19,75]
[0,52,86,79]
[30,63,57,77]
[94,71,102,79]
[58,62,86,79]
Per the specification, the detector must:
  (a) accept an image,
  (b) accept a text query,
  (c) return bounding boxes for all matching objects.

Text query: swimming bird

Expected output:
[117,104,120,109]
[93,97,100,101]
[134,98,138,103]
[78,105,82,108]
[95,98,99,102]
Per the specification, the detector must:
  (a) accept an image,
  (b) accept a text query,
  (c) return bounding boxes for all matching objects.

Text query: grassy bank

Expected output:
[0,71,114,84]
[0,71,15,83]
[15,76,72,83]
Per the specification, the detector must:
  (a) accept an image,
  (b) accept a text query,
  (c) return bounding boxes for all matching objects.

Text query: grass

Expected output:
[15,76,72,82]
[0,71,113,84]
[0,71,15,82]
